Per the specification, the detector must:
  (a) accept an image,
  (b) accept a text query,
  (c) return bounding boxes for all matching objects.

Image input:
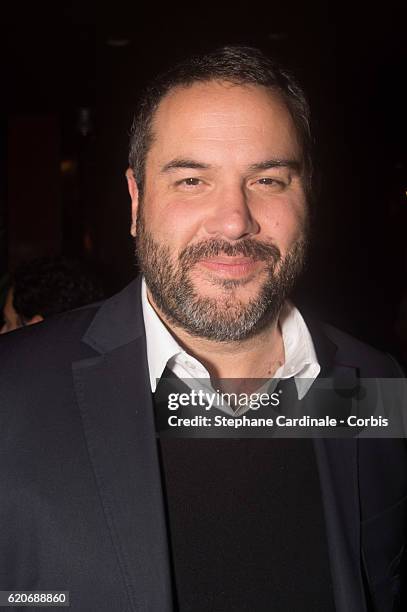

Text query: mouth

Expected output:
[196,256,262,278]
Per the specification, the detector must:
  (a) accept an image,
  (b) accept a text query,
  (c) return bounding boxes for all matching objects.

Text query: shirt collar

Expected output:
[275,301,321,399]
[141,277,183,391]
[141,276,320,398]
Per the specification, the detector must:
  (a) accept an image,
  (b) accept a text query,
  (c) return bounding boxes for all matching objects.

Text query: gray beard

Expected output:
[135,218,307,342]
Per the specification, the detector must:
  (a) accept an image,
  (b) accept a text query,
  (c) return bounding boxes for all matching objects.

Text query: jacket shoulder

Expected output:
[0,301,102,369]
[320,322,404,377]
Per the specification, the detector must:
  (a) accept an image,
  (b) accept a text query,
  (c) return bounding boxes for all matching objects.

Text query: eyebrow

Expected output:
[160,157,302,174]
[160,158,212,173]
[247,159,302,173]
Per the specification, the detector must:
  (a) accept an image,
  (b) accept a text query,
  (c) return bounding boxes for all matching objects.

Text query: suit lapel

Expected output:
[308,317,368,612]
[72,278,173,612]
[314,438,367,612]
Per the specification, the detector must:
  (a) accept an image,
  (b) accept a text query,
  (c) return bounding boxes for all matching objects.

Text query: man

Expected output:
[0,46,406,611]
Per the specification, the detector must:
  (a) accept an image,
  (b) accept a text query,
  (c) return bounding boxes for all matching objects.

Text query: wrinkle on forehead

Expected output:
[187,110,260,124]
[191,122,264,137]
[194,123,257,130]
[178,123,298,153]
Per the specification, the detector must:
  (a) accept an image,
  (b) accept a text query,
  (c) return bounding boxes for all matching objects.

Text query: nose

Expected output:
[203,184,259,240]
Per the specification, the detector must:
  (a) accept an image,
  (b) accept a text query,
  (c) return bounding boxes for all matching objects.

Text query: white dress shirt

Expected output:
[141,277,320,414]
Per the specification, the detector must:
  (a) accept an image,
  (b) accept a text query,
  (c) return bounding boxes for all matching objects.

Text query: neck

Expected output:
[147,289,285,381]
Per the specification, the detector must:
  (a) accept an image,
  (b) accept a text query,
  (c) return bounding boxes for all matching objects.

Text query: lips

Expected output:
[197,257,261,277]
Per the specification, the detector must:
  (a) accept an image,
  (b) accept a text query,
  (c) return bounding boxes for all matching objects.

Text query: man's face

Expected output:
[129,80,308,341]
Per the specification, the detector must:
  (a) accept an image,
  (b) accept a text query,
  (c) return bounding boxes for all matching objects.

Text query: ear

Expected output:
[125,168,139,237]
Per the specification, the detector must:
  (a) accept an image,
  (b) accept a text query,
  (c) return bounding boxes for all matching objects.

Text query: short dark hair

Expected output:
[12,256,104,322]
[129,45,313,199]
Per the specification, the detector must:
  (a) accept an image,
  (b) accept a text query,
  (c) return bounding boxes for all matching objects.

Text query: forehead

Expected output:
[148,80,301,164]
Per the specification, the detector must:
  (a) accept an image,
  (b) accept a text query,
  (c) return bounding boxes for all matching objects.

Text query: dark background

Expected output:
[2,1,407,362]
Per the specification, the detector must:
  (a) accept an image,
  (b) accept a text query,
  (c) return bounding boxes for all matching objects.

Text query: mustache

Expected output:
[179,239,281,266]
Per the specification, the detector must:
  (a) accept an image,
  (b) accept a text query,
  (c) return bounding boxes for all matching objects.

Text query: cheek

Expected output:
[260,203,306,248]
[142,194,204,248]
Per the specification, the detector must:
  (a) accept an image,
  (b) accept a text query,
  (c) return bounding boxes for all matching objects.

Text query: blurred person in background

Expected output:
[0,256,104,334]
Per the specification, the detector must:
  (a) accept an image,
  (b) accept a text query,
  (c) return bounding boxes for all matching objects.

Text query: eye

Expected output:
[257,177,283,186]
[252,177,286,192]
[177,177,202,187]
